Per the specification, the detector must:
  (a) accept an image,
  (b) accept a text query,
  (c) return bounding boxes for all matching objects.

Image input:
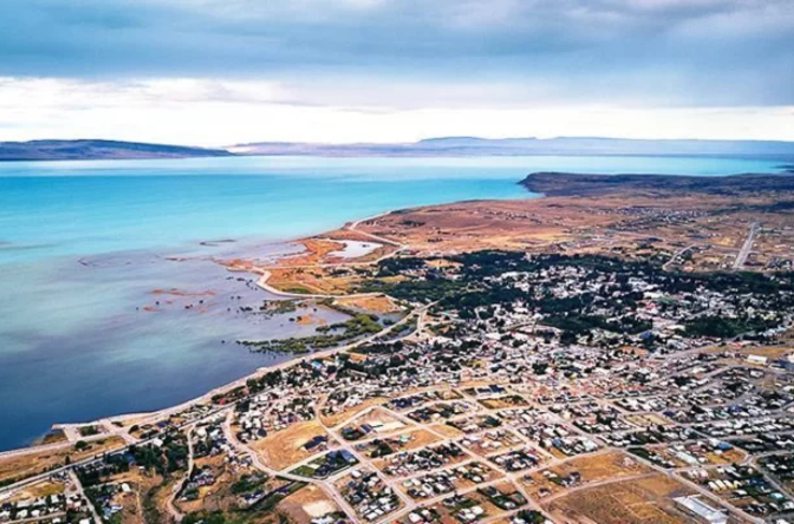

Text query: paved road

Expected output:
[68,470,102,524]
[251,214,408,299]
[0,301,425,498]
[733,221,760,270]
[0,214,776,523]
[222,412,360,521]
[662,244,696,271]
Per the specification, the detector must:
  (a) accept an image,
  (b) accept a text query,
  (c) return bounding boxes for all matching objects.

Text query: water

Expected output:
[0,154,787,451]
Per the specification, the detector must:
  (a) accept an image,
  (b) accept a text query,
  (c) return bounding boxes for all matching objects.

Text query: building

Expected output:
[673,495,728,524]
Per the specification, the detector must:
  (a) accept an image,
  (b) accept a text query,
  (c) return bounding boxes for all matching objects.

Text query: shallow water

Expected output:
[0,154,787,450]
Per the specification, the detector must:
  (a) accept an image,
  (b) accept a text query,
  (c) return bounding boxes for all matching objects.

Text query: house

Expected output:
[673,495,728,524]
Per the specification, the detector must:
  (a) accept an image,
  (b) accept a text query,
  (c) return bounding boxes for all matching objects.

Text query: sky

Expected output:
[0,0,792,146]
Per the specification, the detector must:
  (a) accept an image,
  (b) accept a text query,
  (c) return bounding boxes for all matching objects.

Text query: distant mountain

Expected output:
[6,137,794,161]
[0,140,234,161]
[520,171,794,197]
[232,136,794,158]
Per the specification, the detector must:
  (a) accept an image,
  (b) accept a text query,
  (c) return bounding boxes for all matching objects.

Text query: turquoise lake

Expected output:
[0,154,788,451]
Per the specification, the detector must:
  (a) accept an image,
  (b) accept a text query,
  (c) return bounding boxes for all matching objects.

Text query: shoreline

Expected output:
[7,168,792,455]
[2,209,418,456]
[0,200,419,454]
[2,164,793,524]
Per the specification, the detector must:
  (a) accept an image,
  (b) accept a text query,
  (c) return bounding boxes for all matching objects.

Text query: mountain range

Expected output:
[232,136,794,158]
[0,139,232,161]
[2,137,794,161]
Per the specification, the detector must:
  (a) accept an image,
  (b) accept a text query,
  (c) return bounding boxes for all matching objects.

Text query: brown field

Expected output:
[276,484,341,524]
[706,448,747,465]
[428,423,464,439]
[0,436,125,484]
[478,395,528,410]
[4,479,66,503]
[545,473,695,524]
[251,420,334,471]
[356,196,624,256]
[115,488,146,524]
[738,346,793,359]
[320,396,388,427]
[246,232,400,295]
[351,191,794,274]
[525,450,654,500]
[32,430,68,446]
[353,407,408,434]
[151,477,184,523]
[395,429,444,451]
[333,294,402,314]
[357,428,442,457]
[295,313,327,326]
[265,266,359,295]
[280,238,346,266]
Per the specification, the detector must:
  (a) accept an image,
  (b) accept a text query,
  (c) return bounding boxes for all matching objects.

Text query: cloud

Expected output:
[0,0,791,107]
[0,1,791,142]
[0,76,791,145]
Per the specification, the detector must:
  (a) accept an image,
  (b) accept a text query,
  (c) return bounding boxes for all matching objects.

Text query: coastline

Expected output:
[2,167,793,524]
[0,161,533,453]
[1,209,417,457]
[5,167,793,457]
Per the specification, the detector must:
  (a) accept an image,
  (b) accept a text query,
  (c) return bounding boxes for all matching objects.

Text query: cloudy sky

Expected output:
[1,0,792,145]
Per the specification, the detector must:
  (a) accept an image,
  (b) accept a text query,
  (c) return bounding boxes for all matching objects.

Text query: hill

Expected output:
[520,171,794,197]
[0,139,234,161]
[232,136,794,158]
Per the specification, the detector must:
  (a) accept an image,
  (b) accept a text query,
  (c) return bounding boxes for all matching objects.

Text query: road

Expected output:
[222,411,361,521]
[68,470,102,524]
[662,244,696,271]
[251,212,408,299]
[0,212,777,523]
[164,425,196,523]
[733,221,760,269]
[0,298,426,499]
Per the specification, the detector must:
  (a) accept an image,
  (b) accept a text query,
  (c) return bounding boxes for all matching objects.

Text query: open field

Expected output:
[3,479,65,502]
[524,450,654,500]
[320,397,389,427]
[545,473,695,524]
[228,185,794,298]
[353,191,794,272]
[334,294,402,314]
[276,483,342,524]
[218,175,794,301]
[251,420,334,471]
[0,437,125,485]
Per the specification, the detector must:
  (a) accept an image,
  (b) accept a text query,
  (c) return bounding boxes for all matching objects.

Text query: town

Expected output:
[3,243,794,524]
[2,180,794,524]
